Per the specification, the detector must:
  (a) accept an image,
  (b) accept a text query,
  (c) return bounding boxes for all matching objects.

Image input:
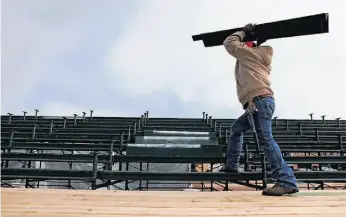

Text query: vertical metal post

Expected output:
[118,152,123,171]
[106,142,113,189]
[145,111,149,123]
[318,152,322,171]
[205,114,209,124]
[138,118,142,130]
[247,108,267,189]
[273,117,278,128]
[146,163,149,190]
[209,116,212,127]
[108,142,114,170]
[133,122,137,136]
[49,121,54,135]
[338,135,344,156]
[7,113,13,124]
[139,163,143,190]
[63,117,67,129]
[32,125,37,140]
[125,162,129,190]
[9,132,14,148]
[321,115,326,124]
[202,112,205,121]
[4,132,15,168]
[34,109,39,119]
[22,111,27,120]
[73,114,78,127]
[213,120,217,132]
[92,152,98,190]
[190,163,196,172]
[120,132,124,150]
[339,136,345,170]
[210,163,214,191]
[244,143,249,172]
[82,112,86,123]
[299,124,303,136]
[127,126,131,141]
[144,113,147,124]
[218,123,222,137]
[336,118,341,128]
[309,113,314,122]
[244,143,249,185]
[90,110,94,120]
[315,128,320,142]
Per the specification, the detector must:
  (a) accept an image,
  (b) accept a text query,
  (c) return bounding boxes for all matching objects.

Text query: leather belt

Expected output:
[243,94,273,109]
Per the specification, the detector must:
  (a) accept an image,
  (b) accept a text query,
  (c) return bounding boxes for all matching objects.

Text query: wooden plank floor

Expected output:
[2,188,346,217]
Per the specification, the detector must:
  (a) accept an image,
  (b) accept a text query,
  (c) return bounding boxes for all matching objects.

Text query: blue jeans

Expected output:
[226,96,298,189]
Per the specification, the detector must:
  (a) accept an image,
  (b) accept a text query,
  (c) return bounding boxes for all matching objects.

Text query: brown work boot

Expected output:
[219,166,239,173]
[262,183,299,196]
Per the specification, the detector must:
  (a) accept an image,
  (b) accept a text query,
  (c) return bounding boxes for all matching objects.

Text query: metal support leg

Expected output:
[138,118,142,130]
[7,113,13,124]
[321,115,326,124]
[299,124,303,136]
[273,117,278,128]
[63,117,67,129]
[82,112,86,123]
[90,110,94,120]
[49,121,54,135]
[336,118,341,128]
[218,123,222,137]
[34,109,39,119]
[22,111,27,120]
[246,105,267,189]
[127,126,131,141]
[32,125,37,140]
[92,152,98,190]
[133,122,137,136]
[73,114,78,127]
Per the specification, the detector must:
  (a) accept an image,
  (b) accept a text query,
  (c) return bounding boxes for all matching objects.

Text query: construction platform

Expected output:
[2,188,346,217]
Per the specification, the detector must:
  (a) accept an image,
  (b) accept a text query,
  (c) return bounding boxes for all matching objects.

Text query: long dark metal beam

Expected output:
[1,153,110,163]
[192,13,329,47]
[254,156,346,164]
[113,155,346,164]
[2,137,115,143]
[99,171,346,182]
[1,142,115,151]
[99,171,263,181]
[1,168,94,181]
[1,153,345,164]
[2,168,345,183]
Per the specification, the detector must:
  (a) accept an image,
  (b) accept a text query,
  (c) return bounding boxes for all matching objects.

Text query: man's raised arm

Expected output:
[223,24,256,60]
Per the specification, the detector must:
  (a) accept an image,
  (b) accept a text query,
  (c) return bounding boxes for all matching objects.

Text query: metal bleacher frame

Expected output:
[1,110,346,191]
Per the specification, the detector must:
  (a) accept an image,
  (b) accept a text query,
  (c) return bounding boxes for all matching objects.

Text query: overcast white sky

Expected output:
[1,0,345,119]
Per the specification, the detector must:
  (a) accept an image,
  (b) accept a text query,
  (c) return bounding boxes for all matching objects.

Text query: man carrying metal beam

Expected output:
[220,23,299,196]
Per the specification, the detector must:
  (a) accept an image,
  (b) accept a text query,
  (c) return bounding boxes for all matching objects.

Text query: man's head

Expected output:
[245,39,267,48]
[245,41,256,48]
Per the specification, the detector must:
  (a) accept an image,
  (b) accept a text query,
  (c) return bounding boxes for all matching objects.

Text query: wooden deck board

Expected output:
[2,188,346,217]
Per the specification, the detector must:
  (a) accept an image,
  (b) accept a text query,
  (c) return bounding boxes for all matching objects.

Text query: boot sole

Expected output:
[262,189,299,196]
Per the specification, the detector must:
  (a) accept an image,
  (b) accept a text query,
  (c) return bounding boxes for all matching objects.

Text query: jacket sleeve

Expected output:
[223,31,253,60]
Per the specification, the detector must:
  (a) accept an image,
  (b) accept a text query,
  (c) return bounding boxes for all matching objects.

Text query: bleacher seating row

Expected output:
[1,110,345,191]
